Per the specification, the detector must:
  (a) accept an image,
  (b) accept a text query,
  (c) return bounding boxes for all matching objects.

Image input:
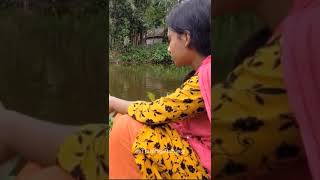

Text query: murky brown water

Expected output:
[109,63,190,101]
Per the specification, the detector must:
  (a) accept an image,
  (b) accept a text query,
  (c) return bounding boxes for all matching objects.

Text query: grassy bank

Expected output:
[110,43,171,64]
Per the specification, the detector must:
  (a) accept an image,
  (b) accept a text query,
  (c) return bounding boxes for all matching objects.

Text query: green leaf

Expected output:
[147,91,156,101]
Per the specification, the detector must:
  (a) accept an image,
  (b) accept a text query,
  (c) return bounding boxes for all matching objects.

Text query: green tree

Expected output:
[109,0,178,52]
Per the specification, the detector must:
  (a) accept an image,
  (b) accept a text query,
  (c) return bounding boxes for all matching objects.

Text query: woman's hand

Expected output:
[108,95,133,115]
[109,95,115,113]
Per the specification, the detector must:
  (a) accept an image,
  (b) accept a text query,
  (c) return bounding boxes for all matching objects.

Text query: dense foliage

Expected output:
[109,0,177,50]
[109,0,180,63]
[118,43,171,64]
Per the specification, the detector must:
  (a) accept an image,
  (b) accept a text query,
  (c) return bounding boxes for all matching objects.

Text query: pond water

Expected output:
[109,63,191,101]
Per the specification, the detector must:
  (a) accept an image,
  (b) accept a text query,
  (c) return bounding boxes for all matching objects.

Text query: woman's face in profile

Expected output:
[213,0,259,16]
[167,29,195,67]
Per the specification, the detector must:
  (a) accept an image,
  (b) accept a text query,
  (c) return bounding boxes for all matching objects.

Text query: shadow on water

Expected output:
[0,11,107,125]
[109,63,191,101]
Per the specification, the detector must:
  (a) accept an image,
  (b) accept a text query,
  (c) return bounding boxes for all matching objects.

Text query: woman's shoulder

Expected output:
[242,39,281,72]
[184,74,199,85]
[179,75,200,90]
[221,38,283,91]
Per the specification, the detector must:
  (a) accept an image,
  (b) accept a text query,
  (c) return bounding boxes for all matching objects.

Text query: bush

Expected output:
[150,43,171,64]
[118,43,171,64]
[118,45,149,62]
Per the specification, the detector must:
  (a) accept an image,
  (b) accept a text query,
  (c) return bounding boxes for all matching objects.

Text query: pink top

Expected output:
[280,1,320,179]
[171,55,212,175]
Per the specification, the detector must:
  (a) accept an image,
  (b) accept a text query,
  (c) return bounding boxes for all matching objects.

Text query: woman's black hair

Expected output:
[166,0,211,57]
[167,0,211,83]
[182,70,196,83]
[233,28,272,67]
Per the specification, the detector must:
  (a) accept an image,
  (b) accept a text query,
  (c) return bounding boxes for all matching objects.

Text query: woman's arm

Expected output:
[109,75,204,125]
[0,106,77,166]
[109,95,134,114]
[127,75,205,125]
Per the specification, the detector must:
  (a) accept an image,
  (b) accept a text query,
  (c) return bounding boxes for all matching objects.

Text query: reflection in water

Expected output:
[109,64,190,101]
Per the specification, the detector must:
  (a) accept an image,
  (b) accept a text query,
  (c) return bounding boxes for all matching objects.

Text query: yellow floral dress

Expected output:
[57,124,108,180]
[212,39,305,179]
[128,75,210,179]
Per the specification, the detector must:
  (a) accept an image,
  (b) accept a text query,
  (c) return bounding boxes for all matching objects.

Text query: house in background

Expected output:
[145,27,165,46]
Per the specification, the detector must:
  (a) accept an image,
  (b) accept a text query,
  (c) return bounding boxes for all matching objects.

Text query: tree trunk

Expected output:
[140,28,143,45]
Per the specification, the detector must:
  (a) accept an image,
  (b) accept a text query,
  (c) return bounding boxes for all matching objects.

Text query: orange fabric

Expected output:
[16,162,74,180]
[16,162,43,179]
[109,114,144,179]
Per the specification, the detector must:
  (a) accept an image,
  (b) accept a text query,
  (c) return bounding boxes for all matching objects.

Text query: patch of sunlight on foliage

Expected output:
[108,112,115,130]
[147,91,156,101]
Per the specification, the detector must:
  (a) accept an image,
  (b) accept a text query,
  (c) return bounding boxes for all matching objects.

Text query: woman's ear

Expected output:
[183,31,191,47]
